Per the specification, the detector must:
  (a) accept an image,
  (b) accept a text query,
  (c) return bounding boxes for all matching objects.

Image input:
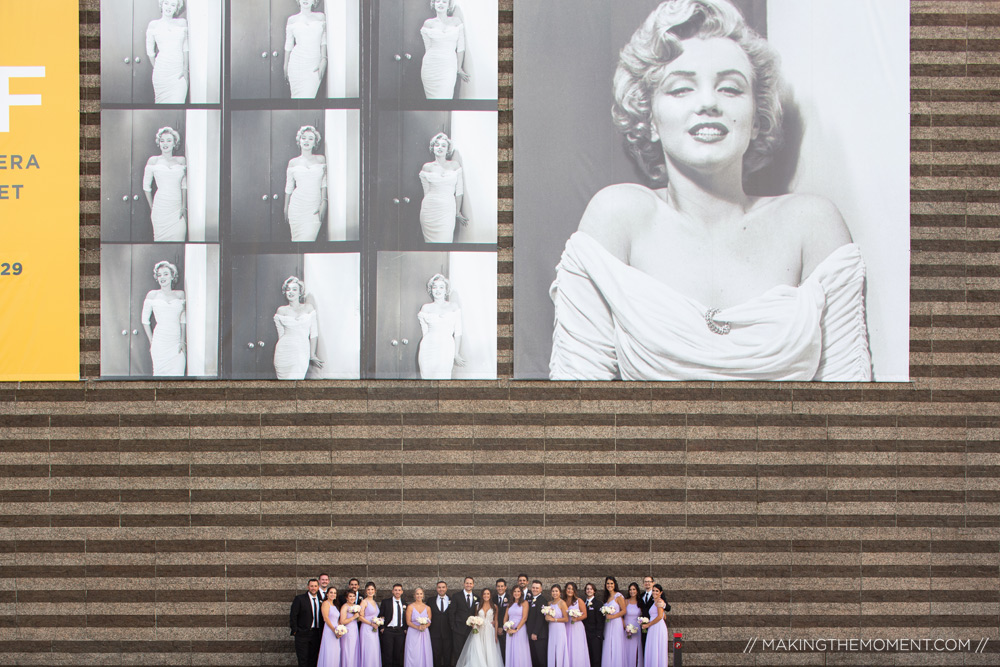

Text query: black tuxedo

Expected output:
[379,596,408,667]
[493,592,511,661]
[525,593,548,667]
[430,596,454,667]
[289,592,323,667]
[450,590,479,661]
[583,597,603,667]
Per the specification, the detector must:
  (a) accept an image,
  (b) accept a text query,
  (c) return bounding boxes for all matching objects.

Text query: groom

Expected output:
[450,576,479,661]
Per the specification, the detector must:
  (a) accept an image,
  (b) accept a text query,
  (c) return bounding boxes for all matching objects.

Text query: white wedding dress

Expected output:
[455,608,504,667]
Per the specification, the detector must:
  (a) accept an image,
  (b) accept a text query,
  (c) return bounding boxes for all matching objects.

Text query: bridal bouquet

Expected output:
[568,609,582,623]
[466,616,485,634]
[540,605,554,617]
[625,624,638,638]
[417,617,430,626]
[599,605,615,617]
[335,625,348,638]
[372,617,385,633]
[637,616,650,631]
[503,620,516,633]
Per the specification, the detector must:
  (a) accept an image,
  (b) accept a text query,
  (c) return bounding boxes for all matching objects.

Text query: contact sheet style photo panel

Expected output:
[513,0,910,382]
[98,0,498,379]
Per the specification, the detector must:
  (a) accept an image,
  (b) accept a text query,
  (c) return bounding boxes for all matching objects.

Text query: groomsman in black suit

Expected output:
[638,576,655,651]
[494,579,510,662]
[517,574,531,602]
[338,578,361,606]
[380,583,407,667]
[289,578,324,667]
[526,580,548,667]
[318,573,331,601]
[430,581,453,667]
[583,583,603,667]
[450,577,479,661]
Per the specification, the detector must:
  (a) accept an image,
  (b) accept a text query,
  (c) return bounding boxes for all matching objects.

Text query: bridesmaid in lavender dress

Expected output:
[340,591,362,667]
[642,585,669,667]
[359,583,383,667]
[601,577,627,667]
[622,584,644,667]
[319,588,342,667]
[405,588,433,667]
[545,585,569,667]
[563,583,589,667]
[503,585,531,667]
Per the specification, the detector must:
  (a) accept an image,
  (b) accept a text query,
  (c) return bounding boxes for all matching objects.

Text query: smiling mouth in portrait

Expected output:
[689,122,729,143]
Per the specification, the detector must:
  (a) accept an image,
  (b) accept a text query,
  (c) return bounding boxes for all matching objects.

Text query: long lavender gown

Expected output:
[565,600,589,667]
[623,602,643,667]
[601,597,626,667]
[405,606,433,667]
[341,608,361,667]
[318,604,342,667]
[361,602,382,667]
[643,609,669,667]
[505,602,531,667]
[547,604,569,667]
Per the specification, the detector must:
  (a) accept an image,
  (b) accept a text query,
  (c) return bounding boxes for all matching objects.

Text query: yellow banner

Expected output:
[0,5,79,380]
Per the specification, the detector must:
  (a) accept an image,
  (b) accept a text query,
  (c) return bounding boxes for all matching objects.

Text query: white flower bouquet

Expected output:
[625,623,638,638]
[335,625,348,637]
[637,617,650,632]
[503,620,516,633]
[466,616,485,634]
[372,617,385,633]
[600,605,615,617]
[540,605,554,617]
[417,617,430,626]
[568,609,582,622]
[349,605,361,613]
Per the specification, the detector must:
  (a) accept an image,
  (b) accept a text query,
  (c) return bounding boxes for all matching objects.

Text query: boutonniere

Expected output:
[474,596,479,602]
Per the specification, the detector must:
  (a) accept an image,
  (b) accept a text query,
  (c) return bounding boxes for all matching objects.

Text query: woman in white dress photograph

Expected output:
[417,274,465,380]
[141,260,186,376]
[143,126,187,242]
[272,276,323,379]
[284,125,328,242]
[284,0,327,98]
[418,132,466,243]
[146,0,189,103]
[455,589,503,667]
[549,0,871,382]
[420,0,468,99]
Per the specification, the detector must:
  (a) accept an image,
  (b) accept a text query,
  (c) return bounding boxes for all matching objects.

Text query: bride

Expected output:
[455,589,504,667]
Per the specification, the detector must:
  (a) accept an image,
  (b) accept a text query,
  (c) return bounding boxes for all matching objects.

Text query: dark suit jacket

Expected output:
[429,597,453,639]
[290,593,322,635]
[525,593,548,639]
[450,591,479,636]
[494,592,511,624]
[582,597,602,639]
[380,596,408,629]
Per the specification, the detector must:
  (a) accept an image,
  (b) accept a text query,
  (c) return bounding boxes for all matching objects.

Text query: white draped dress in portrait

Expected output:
[286,16,326,98]
[420,21,465,99]
[273,309,318,379]
[141,294,186,376]
[143,160,187,241]
[418,306,462,380]
[455,608,504,667]
[286,161,327,241]
[146,20,189,103]
[549,231,872,381]
[418,167,463,242]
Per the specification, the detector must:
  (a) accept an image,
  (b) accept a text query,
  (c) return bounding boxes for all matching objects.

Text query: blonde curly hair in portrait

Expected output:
[612,0,783,185]
[428,132,455,159]
[152,260,179,285]
[157,0,184,16]
[426,273,451,298]
[295,125,322,148]
[282,276,307,302]
[155,126,181,147]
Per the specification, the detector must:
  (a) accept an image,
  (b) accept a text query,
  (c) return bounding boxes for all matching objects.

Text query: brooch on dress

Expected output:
[704,308,731,335]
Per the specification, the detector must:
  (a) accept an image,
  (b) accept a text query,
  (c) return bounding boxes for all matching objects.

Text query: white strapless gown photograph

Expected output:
[455,608,503,667]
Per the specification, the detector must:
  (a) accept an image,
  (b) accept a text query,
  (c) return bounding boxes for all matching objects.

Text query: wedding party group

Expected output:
[290,575,672,667]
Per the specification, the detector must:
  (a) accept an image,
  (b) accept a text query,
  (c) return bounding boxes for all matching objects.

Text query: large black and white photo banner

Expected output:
[99,0,498,380]
[513,0,910,381]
